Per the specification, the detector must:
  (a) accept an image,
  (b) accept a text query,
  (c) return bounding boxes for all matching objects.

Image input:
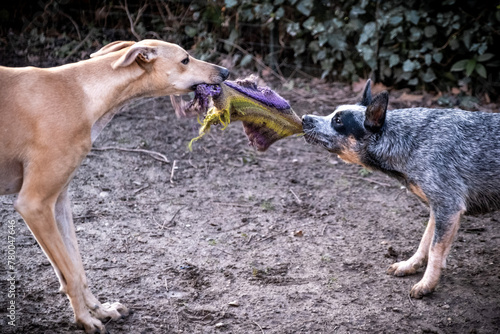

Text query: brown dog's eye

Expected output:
[181,57,189,65]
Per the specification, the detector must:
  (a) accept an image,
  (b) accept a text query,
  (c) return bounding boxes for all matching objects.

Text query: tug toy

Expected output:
[172,76,303,151]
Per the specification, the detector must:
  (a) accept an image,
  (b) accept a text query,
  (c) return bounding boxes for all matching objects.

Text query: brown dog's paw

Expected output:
[76,313,107,334]
[93,302,129,321]
[410,280,435,299]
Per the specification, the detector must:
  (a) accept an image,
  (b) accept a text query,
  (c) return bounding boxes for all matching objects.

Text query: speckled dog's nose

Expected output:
[302,115,315,128]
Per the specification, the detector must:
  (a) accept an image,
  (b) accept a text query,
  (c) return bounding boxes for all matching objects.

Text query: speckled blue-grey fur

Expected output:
[302,80,500,244]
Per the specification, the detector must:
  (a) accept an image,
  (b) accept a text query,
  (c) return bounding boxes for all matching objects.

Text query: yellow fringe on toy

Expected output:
[188,79,303,152]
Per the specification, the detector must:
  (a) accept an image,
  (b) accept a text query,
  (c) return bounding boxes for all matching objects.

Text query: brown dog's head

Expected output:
[90,39,229,96]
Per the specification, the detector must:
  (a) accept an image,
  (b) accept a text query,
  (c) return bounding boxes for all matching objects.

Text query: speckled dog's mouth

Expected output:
[303,131,322,145]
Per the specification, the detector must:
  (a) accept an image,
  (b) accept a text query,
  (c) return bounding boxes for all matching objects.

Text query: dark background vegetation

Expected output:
[1,2,500,333]
[0,0,499,101]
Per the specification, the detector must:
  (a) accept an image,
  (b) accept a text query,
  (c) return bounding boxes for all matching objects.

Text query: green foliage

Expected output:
[451,53,495,78]
[1,0,498,96]
[212,0,499,95]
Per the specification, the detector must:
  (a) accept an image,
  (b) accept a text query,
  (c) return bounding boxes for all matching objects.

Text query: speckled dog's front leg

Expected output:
[387,211,435,276]
[410,209,463,298]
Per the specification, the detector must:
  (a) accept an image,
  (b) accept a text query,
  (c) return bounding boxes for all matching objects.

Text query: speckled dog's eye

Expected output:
[333,115,342,124]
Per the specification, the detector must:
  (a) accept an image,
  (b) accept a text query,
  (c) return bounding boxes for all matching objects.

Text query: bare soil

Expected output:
[1,64,500,334]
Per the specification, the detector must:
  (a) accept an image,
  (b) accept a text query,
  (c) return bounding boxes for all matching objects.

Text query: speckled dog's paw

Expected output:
[387,259,422,277]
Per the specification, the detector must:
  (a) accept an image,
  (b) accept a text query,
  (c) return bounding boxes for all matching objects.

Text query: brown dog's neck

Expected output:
[62,54,149,123]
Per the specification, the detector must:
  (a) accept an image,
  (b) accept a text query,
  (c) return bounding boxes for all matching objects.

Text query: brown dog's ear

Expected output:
[111,45,158,69]
[364,91,388,132]
[90,41,136,58]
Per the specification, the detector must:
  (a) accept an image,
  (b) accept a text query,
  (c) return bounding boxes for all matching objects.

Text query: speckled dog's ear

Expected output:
[360,79,372,106]
[364,91,388,132]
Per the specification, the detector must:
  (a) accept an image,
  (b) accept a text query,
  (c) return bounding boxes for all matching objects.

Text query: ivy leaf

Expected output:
[303,17,315,31]
[450,59,468,71]
[308,40,320,52]
[409,27,422,42]
[341,59,355,77]
[425,54,432,66]
[357,45,376,69]
[403,59,420,72]
[224,29,239,52]
[477,53,494,62]
[406,10,420,25]
[224,0,238,9]
[408,77,419,85]
[432,52,443,63]
[240,8,254,21]
[462,29,472,50]
[388,16,403,26]
[184,26,197,37]
[389,54,400,68]
[390,26,403,40]
[328,33,347,51]
[258,3,274,17]
[286,22,300,37]
[297,0,313,16]
[449,38,460,50]
[358,22,376,45]
[350,6,366,17]
[240,54,253,67]
[312,22,326,35]
[465,59,476,77]
[475,63,487,78]
[291,39,306,55]
[424,25,437,38]
[378,47,392,57]
[316,49,327,61]
[318,33,328,47]
[275,7,285,20]
[423,68,437,82]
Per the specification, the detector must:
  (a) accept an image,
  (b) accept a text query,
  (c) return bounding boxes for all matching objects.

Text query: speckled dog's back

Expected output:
[302,79,500,298]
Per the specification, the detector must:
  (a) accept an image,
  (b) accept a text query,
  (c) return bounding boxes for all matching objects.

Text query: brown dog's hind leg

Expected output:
[387,211,435,276]
[410,209,463,298]
[14,161,126,333]
[15,194,105,333]
[55,188,129,322]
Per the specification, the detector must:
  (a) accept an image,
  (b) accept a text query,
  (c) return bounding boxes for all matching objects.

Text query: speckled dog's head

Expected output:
[302,79,388,165]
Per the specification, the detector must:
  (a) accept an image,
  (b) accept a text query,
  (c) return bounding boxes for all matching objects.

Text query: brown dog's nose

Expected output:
[219,67,230,81]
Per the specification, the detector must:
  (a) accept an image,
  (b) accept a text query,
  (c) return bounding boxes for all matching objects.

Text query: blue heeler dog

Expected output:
[302,79,500,298]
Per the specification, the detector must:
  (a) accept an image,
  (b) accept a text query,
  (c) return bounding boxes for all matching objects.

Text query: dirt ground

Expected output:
[1,56,500,334]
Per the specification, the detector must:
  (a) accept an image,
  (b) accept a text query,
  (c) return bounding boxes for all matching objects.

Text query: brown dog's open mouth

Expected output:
[171,76,303,151]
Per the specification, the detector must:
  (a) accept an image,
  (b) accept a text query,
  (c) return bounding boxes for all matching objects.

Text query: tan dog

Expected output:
[0,39,228,333]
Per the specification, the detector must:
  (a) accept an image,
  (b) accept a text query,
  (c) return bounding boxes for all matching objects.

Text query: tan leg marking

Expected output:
[408,183,428,203]
[387,211,435,276]
[410,211,462,298]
